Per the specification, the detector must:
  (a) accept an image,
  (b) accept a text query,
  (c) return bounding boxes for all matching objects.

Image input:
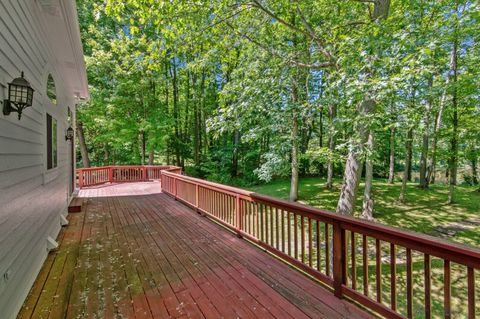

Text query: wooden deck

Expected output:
[18,182,373,319]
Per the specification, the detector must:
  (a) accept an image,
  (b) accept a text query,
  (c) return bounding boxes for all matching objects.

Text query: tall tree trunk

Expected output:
[448,31,459,204]
[139,130,146,165]
[171,59,181,166]
[419,76,433,189]
[289,81,300,202]
[407,133,413,182]
[399,128,413,203]
[427,44,456,186]
[326,103,336,189]
[362,131,375,220]
[76,122,90,168]
[388,126,395,184]
[148,150,154,165]
[336,99,375,215]
[472,158,479,185]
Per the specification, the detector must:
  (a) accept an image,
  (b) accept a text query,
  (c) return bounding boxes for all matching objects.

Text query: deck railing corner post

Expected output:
[78,169,84,188]
[235,194,242,238]
[174,177,178,200]
[333,221,346,299]
[108,167,113,183]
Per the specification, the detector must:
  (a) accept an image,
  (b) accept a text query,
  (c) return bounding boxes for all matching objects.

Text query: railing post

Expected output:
[108,167,113,183]
[174,176,177,200]
[195,184,204,216]
[333,221,346,299]
[160,172,163,192]
[235,195,242,238]
[141,166,146,181]
[78,169,83,188]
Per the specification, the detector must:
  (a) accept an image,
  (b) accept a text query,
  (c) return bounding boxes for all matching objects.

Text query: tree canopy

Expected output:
[76,0,480,217]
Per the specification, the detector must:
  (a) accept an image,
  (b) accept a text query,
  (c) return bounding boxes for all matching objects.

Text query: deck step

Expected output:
[68,197,83,213]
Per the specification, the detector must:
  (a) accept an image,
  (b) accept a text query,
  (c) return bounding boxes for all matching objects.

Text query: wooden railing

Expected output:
[161,170,480,319]
[78,165,181,188]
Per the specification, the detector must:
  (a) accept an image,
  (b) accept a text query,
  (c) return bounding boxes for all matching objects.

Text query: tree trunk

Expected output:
[399,128,413,203]
[407,133,413,182]
[419,76,433,189]
[448,32,459,205]
[326,103,336,189]
[289,77,300,201]
[427,44,456,186]
[472,158,479,185]
[388,126,395,184]
[362,131,375,220]
[171,59,181,166]
[76,122,90,168]
[336,99,375,215]
[148,150,154,165]
[139,130,146,165]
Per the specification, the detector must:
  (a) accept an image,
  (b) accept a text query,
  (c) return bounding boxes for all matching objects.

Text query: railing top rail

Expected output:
[78,165,181,172]
[161,170,480,266]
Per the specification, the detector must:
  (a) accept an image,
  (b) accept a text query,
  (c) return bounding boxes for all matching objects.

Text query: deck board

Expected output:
[19,182,374,319]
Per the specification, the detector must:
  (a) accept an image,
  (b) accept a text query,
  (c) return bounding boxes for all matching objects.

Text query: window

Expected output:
[46,114,58,169]
[46,74,57,104]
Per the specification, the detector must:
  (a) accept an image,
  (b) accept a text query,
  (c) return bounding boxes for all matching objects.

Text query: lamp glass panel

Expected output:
[27,88,33,106]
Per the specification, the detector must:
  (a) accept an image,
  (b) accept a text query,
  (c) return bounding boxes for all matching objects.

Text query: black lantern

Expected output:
[65,126,74,141]
[3,72,35,120]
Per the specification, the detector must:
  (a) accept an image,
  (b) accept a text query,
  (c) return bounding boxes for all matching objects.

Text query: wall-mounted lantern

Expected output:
[3,72,35,120]
[65,126,74,141]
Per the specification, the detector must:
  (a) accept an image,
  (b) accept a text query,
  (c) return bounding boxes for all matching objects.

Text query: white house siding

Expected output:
[0,1,87,318]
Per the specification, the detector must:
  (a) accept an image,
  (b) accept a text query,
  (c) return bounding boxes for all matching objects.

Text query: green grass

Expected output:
[239,177,480,318]
[247,177,480,247]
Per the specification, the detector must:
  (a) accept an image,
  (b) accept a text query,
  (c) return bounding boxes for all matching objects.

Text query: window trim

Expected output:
[46,113,58,170]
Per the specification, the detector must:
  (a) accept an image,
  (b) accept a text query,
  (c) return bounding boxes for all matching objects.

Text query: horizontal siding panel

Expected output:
[0,164,43,188]
[0,136,43,155]
[0,154,43,172]
[0,117,44,137]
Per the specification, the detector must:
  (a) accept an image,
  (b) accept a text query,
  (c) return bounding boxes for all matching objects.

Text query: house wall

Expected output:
[0,1,78,318]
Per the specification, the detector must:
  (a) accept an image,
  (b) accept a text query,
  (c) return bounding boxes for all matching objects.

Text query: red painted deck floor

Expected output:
[19,182,374,319]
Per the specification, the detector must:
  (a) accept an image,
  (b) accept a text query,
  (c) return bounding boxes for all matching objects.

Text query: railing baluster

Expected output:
[275,208,279,250]
[316,220,321,271]
[390,243,396,311]
[294,213,298,260]
[287,212,292,257]
[468,267,475,319]
[425,254,431,319]
[407,248,413,318]
[444,260,451,319]
[270,206,274,246]
[281,209,285,253]
[265,204,269,244]
[325,223,330,277]
[255,203,259,239]
[235,194,241,236]
[376,239,382,303]
[363,234,368,296]
[351,232,356,290]
[301,216,305,264]
[308,218,313,267]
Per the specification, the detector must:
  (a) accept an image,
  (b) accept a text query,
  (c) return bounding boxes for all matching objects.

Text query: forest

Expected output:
[75,0,479,221]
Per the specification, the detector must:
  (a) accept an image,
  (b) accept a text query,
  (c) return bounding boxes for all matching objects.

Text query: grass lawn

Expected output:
[241,177,480,318]
[247,177,480,248]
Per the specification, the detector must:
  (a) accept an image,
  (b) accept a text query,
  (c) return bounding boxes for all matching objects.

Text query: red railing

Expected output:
[161,170,480,319]
[78,165,181,188]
